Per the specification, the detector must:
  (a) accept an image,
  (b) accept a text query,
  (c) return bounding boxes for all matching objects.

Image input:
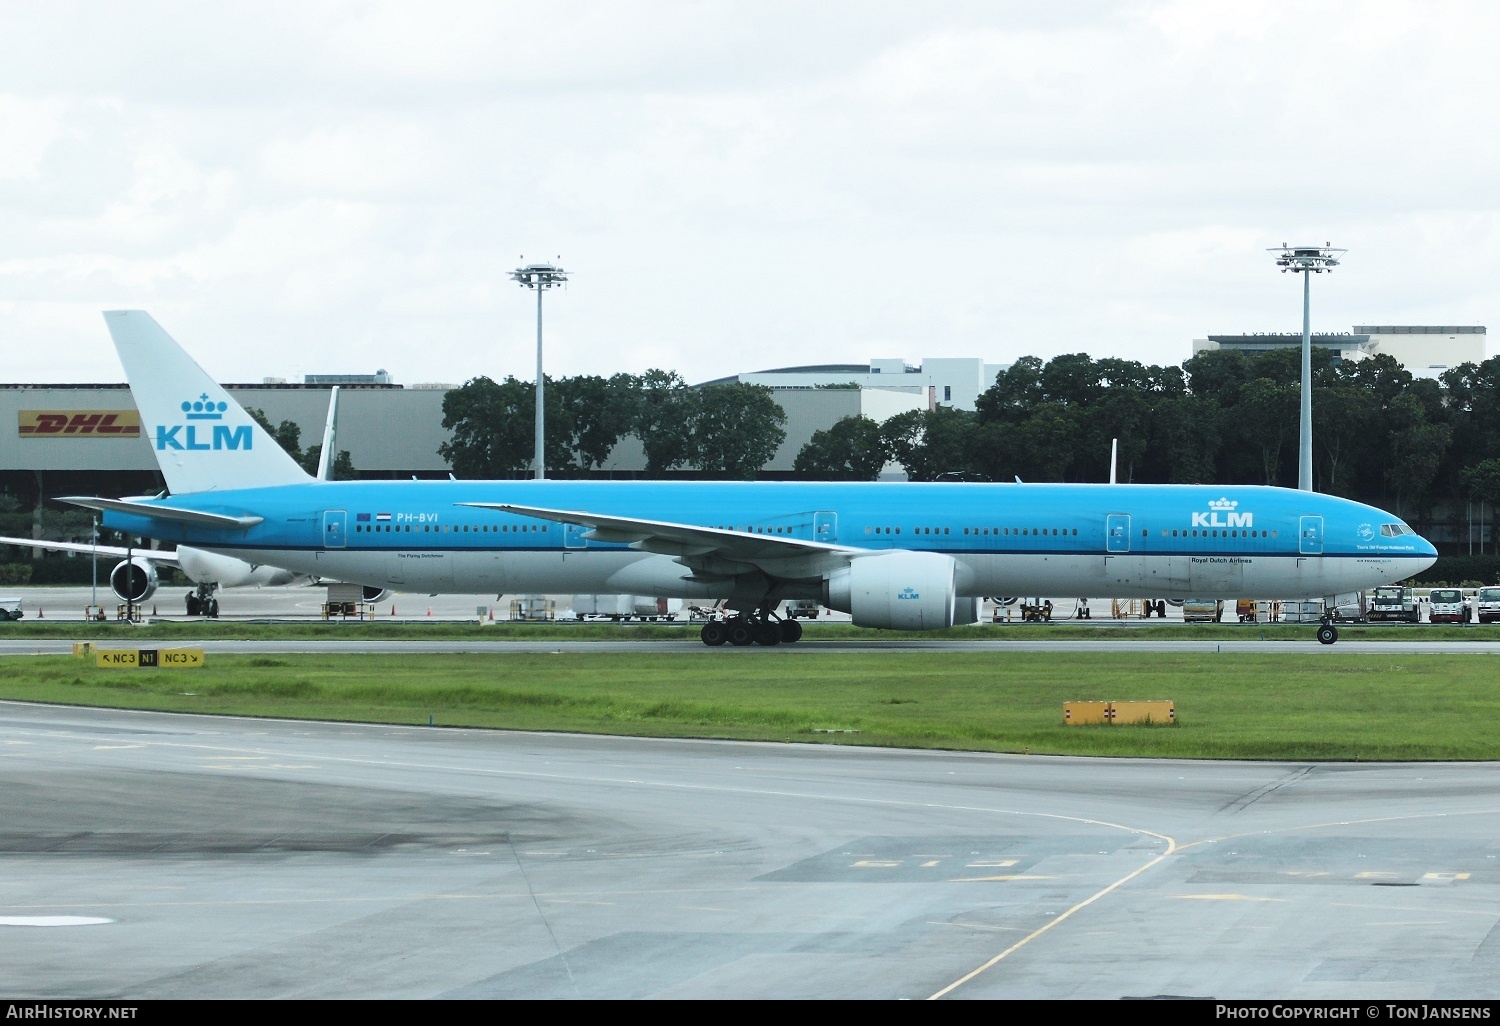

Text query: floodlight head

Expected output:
[511,261,569,289]
[1267,242,1344,273]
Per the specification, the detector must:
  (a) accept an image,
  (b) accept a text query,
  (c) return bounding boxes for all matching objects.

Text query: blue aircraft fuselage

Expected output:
[99,479,1436,605]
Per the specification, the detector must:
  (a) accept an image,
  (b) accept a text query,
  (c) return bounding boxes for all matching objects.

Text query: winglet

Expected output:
[103,311,313,494]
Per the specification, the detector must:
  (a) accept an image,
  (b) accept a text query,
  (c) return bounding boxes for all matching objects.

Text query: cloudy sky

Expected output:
[3,1,1498,389]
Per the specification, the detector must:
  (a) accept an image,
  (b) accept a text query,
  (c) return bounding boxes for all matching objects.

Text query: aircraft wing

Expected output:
[458,502,860,579]
[0,535,181,567]
[56,496,263,529]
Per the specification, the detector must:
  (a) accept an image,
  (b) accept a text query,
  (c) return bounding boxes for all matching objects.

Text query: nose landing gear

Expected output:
[1316,615,1339,646]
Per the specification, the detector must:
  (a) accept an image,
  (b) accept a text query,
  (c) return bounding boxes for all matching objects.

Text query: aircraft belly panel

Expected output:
[450,550,506,592]
[604,553,728,599]
[1188,555,1244,595]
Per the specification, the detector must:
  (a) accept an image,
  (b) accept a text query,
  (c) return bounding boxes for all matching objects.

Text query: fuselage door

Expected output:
[1299,515,1324,555]
[814,512,838,545]
[564,523,589,550]
[323,510,347,549]
[1106,514,1131,553]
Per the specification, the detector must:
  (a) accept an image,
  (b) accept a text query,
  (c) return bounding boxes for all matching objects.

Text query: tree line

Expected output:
[438,372,786,479]
[797,347,1481,526]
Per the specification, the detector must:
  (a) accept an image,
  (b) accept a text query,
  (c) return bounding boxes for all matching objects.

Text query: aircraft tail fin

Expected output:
[104,311,313,494]
[316,386,339,480]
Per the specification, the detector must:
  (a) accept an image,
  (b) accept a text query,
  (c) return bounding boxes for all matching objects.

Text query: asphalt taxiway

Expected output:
[3,701,1500,1000]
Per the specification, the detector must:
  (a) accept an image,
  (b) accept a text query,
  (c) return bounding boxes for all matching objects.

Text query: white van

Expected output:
[0,596,23,621]
[1427,588,1469,624]
[1475,587,1500,624]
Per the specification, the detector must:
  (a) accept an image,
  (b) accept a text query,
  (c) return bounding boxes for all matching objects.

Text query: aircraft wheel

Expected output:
[186,595,200,616]
[779,619,803,643]
[754,622,781,646]
[208,599,219,618]
[1316,624,1338,645]
[700,621,728,646]
[727,620,756,646]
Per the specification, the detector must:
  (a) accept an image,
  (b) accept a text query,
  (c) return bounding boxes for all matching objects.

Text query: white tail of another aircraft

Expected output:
[316,386,339,481]
[105,311,311,494]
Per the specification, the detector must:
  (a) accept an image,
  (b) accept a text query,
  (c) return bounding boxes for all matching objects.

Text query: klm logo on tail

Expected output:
[155,393,253,451]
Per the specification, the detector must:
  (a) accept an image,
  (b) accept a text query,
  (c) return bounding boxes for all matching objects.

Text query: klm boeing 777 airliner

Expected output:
[63,312,1437,646]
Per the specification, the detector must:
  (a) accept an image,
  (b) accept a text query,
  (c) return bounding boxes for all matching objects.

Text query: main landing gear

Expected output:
[185,584,220,618]
[700,607,803,647]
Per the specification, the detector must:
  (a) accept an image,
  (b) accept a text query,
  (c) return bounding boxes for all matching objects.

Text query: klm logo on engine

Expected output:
[155,394,252,452]
[1191,496,1252,529]
[897,587,920,601]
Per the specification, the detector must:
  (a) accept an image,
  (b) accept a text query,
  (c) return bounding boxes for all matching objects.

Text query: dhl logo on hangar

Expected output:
[19,410,141,438]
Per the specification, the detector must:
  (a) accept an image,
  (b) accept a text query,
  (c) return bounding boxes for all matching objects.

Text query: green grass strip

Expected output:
[2,650,1497,761]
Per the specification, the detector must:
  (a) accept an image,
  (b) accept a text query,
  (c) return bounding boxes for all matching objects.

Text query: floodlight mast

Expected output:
[510,260,569,480]
[1268,242,1345,492]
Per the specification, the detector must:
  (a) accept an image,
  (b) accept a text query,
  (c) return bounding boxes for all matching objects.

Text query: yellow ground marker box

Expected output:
[1064,700,1175,725]
[1063,701,1111,725]
[1109,701,1175,725]
[94,648,205,669]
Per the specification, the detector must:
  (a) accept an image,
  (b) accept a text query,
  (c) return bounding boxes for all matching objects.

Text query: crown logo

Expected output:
[1208,497,1238,510]
[181,393,227,420]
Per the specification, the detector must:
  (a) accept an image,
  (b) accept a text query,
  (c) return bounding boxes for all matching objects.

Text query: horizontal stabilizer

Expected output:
[0,535,181,565]
[57,496,263,529]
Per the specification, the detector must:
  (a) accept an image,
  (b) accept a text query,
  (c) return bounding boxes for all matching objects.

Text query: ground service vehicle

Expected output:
[1427,588,1470,624]
[1476,587,1500,624]
[0,596,22,621]
[1182,599,1224,622]
[1366,585,1420,623]
[572,595,680,622]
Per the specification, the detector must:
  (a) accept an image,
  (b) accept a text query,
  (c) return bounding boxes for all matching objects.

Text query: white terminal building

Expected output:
[1192,325,1487,378]
[700,357,1010,412]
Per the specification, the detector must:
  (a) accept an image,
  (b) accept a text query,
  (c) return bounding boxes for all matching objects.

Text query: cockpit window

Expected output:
[1380,523,1412,537]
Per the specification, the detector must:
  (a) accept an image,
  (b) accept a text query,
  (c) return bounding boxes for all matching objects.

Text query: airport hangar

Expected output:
[0,357,1007,514]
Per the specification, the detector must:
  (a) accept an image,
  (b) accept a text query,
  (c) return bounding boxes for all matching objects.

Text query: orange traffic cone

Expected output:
[152,604,157,616]
[391,604,396,616]
[488,609,494,621]
[37,608,43,619]
[427,606,432,616]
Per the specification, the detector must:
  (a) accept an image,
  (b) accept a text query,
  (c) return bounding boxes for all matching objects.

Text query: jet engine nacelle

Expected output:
[362,585,391,603]
[824,551,965,630]
[177,547,304,588]
[109,558,159,603]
